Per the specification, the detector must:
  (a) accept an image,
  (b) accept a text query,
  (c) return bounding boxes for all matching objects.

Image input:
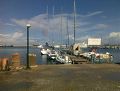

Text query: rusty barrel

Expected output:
[29,53,36,66]
[0,58,9,71]
[11,53,20,68]
[0,58,2,70]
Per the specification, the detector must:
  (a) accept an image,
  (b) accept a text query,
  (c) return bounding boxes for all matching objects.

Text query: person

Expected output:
[95,53,100,63]
[110,54,113,63]
[90,51,95,64]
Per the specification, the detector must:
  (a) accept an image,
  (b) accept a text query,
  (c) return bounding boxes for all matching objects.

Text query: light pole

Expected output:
[26,24,31,69]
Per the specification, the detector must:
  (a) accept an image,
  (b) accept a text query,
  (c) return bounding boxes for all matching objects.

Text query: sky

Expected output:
[0,0,120,46]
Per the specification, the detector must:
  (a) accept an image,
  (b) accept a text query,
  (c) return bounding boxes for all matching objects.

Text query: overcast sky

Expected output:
[0,0,120,45]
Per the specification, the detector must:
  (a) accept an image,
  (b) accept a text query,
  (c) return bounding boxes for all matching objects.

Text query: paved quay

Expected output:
[0,64,120,91]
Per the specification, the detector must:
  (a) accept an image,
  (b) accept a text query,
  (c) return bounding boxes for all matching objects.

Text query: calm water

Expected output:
[0,47,47,65]
[83,48,120,63]
[0,47,120,64]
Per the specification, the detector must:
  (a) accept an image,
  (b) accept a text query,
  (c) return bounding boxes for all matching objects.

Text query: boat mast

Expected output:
[52,6,55,46]
[46,6,49,44]
[73,0,76,44]
[60,8,63,46]
[66,16,69,47]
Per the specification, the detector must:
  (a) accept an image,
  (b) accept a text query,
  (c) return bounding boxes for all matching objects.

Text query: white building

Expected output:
[88,38,101,46]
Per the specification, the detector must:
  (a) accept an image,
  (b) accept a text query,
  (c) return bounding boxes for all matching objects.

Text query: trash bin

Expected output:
[29,53,36,66]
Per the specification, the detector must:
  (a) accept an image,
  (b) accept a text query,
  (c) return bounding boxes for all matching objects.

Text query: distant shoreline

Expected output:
[0,46,37,48]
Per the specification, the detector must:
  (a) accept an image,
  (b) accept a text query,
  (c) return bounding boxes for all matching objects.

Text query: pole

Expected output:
[60,8,63,47]
[73,0,76,44]
[26,26,30,69]
[66,16,69,47]
[52,6,55,46]
[47,6,49,42]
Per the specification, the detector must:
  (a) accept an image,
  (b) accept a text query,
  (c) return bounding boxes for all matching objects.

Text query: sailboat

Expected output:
[73,0,76,44]
[40,6,50,55]
[71,0,79,55]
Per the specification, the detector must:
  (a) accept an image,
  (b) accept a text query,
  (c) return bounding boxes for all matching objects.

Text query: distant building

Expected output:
[88,38,101,46]
[54,45,60,48]
[0,44,3,47]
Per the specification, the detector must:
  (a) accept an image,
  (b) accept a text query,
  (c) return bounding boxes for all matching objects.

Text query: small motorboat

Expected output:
[41,48,49,55]
[37,45,43,48]
[47,50,58,60]
[56,55,72,64]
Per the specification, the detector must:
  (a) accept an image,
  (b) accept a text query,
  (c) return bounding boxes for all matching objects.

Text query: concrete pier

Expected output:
[0,64,120,91]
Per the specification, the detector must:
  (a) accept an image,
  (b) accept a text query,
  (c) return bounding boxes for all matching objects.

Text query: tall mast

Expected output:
[52,6,55,45]
[60,8,63,46]
[73,0,76,44]
[66,16,69,47]
[46,6,49,42]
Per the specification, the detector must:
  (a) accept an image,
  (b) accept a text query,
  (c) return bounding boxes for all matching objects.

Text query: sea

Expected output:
[0,47,120,65]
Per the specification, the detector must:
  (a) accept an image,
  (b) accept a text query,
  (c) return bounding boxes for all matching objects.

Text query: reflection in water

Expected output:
[41,55,57,64]
[41,55,47,64]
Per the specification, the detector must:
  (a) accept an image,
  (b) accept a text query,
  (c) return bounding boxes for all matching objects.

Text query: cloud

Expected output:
[109,32,120,38]
[0,21,5,30]
[0,34,10,43]
[95,24,108,29]
[12,19,28,27]
[11,32,23,41]
[9,13,88,35]
[10,11,110,45]
[5,23,16,26]
[0,32,24,45]
[12,14,48,28]
[78,23,108,32]
[79,11,103,17]
[0,34,10,37]
[103,32,120,45]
